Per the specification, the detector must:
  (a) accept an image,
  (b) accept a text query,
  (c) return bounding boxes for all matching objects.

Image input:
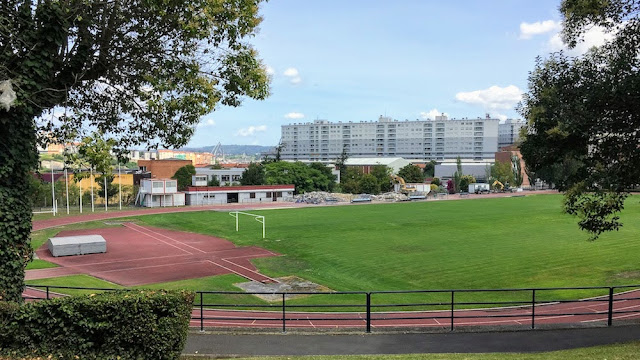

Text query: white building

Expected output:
[281,115,500,162]
[195,168,245,185]
[498,119,526,147]
[184,185,295,205]
[136,179,185,207]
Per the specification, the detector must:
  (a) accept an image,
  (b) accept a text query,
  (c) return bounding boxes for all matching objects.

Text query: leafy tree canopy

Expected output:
[240,162,265,186]
[0,0,270,301]
[172,165,196,191]
[519,0,640,239]
[264,161,335,194]
[397,164,423,183]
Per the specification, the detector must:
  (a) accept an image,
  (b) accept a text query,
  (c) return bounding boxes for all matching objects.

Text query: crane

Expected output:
[391,175,417,195]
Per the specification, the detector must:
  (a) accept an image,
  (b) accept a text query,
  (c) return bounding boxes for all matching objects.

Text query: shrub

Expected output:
[0,290,194,360]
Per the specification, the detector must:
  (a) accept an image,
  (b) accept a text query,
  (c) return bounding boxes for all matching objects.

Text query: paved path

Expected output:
[184,325,640,356]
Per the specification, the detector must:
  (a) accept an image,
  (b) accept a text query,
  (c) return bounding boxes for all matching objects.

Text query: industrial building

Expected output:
[184,185,295,205]
[280,114,500,162]
[343,157,410,175]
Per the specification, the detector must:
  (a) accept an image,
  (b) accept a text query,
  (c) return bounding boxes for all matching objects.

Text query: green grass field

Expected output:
[28,194,640,307]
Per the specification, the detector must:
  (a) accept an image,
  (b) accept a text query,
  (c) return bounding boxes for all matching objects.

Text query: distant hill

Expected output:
[180,144,275,155]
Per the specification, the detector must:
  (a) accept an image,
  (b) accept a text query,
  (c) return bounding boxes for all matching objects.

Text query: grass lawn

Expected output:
[135,195,640,292]
[181,341,640,360]
[26,274,122,296]
[29,194,640,307]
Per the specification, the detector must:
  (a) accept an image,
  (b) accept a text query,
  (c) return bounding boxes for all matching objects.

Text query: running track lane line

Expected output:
[207,260,274,283]
[122,223,193,255]
[220,258,280,283]
[125,222,207,254]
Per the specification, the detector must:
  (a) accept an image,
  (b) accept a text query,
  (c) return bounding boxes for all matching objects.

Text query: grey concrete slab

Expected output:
[184,325,640,357]
[47,235,106,257]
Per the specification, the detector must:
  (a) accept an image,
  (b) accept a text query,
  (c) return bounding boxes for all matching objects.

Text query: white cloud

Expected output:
[197,119,216,127]
[519,20,561,39]
[236,125,267,137]
[265,65,275,76]
[283,68,299,77]
[284,112,305,119]
[455,85,523,110]
[283,67,302,84]
[547,25,612,55]
[419,109,448,120]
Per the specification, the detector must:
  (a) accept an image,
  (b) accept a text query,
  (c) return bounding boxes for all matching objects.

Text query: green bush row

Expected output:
[0,290,194,360]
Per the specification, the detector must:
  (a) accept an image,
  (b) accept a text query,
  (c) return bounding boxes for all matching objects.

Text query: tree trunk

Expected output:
[0,108,39,302]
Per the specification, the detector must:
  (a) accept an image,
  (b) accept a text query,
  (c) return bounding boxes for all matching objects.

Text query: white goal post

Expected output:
[229,211,266,239]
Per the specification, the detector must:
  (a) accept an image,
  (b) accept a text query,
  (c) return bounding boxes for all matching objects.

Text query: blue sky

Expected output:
[187,0,609,147]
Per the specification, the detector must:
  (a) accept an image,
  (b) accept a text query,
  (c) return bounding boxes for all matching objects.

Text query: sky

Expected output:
[187,0,612,148]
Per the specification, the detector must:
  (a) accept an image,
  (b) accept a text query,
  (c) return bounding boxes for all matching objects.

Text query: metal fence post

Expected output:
[200,292,204,332]
[366,293,371,333]
[450,291,455,331]
[531,289,536,329]
[608,287,614,327]
[46,286,50,300]
[282,293,286,333]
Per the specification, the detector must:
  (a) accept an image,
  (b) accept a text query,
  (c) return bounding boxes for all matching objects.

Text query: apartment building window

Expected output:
[250,193,256,199]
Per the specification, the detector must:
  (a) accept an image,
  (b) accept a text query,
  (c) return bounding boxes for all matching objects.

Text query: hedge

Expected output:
[0,290,194,360]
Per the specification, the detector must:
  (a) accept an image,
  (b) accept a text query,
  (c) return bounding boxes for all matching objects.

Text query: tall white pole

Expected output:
[118,163,122,210]
[65,167,69,214]
[79,177,82,213]
[104,175,108,212]
[90,167,95,212]
[50,160,56,216]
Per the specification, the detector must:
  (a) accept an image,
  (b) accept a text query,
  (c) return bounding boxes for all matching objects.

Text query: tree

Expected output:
[334,145,349,181]
[264,161,334,194]
[207,177,220,186]
[446,179,455,194]
[341,167,363,194]
[423,160,437,178]
[359,174,380,194]
[459,175,476,193]
[397,164,423,183]
[453,156,463,193]
[512,156,523,188]
[519,0,640,239]
[370,165,392,193]
[172,165,196,191]
[431,177,441,186]
[308,162,337,192]
[0,0,269,301]
[240,162,265,186]
[491,161,515,187]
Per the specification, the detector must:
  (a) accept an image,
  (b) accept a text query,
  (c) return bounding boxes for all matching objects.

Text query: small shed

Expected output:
[47,235,107,257]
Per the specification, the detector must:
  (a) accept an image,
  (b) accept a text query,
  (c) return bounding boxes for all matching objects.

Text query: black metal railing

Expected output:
[24,284,640,333]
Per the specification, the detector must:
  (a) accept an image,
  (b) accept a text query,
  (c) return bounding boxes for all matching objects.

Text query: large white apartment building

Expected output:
[498,119,526,148]
[281,115,500,162]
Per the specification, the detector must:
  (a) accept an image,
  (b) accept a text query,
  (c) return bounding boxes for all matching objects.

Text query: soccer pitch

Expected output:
[135,194,640,294]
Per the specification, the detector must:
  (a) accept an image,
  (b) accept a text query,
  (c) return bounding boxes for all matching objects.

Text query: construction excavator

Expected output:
[391,175,417,195]
[492,180,505,192]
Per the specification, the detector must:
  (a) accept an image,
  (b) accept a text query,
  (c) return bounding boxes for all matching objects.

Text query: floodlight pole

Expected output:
[90,167,94,212]
[50,160,56,216]
[79,177,82,213]
[118,163,122,210]
[104,175,108,212]
[65,166,69,214]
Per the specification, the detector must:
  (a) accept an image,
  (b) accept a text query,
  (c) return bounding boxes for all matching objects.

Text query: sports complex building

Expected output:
[184,184,295,205]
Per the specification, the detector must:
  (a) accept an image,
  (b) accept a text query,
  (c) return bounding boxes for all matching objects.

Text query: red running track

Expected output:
[30,223,279,286]
[189,289,640,330]
[23,287,640,330]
